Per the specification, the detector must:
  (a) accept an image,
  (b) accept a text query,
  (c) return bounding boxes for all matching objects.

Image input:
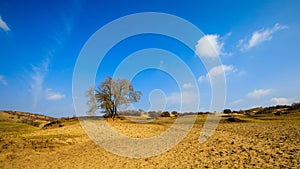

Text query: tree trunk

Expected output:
[112,105,117,120]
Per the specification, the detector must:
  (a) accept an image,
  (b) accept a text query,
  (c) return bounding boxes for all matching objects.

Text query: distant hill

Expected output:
[1,102,299,124]
[0,110,78,128]
[1,110,56,121]
[226,103,300,116]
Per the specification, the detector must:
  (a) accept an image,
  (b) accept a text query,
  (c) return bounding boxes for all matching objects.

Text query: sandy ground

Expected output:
[1,114,300,168]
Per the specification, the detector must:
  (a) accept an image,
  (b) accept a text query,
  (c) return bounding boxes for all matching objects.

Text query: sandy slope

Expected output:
[1,115,300,168]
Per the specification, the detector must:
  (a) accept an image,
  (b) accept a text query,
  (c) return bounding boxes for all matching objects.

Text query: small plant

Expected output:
[160,111,170,117]
[223,109,232,114]
[171,111,178,118]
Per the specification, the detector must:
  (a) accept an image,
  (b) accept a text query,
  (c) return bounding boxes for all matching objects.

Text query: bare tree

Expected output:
[87,77,142,119]
[85,87,98,116]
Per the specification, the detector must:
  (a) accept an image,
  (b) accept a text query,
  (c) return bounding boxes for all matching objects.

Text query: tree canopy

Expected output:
[86,77,142,119]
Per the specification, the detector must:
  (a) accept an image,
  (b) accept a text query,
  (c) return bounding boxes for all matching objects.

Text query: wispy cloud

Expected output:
[43,1,81,60]
[247,89,272,99]
[167,91,198,105]
[270,97,294,105]
[30,59,49,107]
[45,88,65,100]
[0,75,8,85]
[167,83,199,111]
[240,23,288,50]
[182,83,193,89]
[230,99,243,106]
[198,64,236,83]
[0,16,10,32]
[62,0,82,36]
[198,76,206,84]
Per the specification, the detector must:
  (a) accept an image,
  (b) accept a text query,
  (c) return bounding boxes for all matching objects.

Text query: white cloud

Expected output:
[270,97,294,105]
[0,16,10,32]
[46,88,65,100]
[30,59,49,107]
[182,83,193,89]
[0,75,8,85]
[241,23,288,50]
[247,89,272,99]
[209,65,235,77]
[195,34,223,58]
[198,65,236,83]
[167,91,198,106]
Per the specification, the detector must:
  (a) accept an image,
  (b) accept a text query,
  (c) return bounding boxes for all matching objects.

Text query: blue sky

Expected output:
[0,0,300,117]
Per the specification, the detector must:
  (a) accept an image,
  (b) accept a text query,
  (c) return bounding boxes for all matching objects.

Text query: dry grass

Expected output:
[0,111,299,168]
